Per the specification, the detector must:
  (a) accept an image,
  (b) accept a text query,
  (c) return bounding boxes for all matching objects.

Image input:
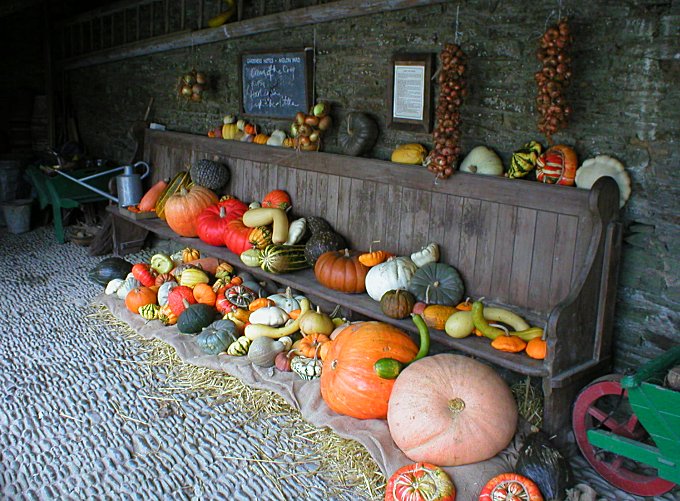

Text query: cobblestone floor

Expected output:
[0,226,677,501]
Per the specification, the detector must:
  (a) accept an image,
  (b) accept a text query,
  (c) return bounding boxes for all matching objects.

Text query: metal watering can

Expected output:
[52,161,150,207]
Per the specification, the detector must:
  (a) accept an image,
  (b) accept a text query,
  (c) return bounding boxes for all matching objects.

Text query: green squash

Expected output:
[196,319,239,354]
[408,262,464,306]
[304,231,346,266]
[190,159,231,191]
[305,216,331,234]
[88,257,133,285]
[177,301,217,334]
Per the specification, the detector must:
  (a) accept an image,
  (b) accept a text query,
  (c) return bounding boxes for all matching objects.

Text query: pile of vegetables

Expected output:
[289,101,333,151]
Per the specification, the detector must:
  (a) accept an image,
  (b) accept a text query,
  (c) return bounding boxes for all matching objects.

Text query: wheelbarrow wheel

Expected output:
[572,374,676,496]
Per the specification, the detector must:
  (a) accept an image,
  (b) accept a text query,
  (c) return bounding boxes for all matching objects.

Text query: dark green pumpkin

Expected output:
[516,432,572,501]
[305,216,331,234]
[196,319,239,354]
[304,231,346,266]
[380,289,416,319]
[177,301,217,334]
[88,257,133,285]
[337,112,379,157]
[408,262,464,306]
[190,159,231,191]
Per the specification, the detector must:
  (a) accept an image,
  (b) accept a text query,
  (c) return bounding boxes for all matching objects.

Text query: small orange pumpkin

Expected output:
[253,133,270,145]
[421,305,457,330]
[525,337,547,359]
[125,286,157,313]
[358,249,394,267]
[261,189,291,210]
[244,123,258,135]
[182,247,201,263]
[192,283,217,306]
[297,333,330,359]
[248,297,275,312]
[491,334,527,353]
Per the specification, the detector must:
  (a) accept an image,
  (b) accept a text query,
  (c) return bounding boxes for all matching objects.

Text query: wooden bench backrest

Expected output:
[145,131,613,320]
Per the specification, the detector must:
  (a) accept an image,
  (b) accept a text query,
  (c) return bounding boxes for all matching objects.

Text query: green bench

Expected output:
[26,165,117,243]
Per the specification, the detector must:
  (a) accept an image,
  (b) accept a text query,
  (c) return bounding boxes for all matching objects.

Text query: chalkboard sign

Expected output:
[239,50,313,119]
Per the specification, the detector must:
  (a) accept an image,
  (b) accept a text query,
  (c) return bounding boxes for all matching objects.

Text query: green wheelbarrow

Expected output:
[572,345,680,496]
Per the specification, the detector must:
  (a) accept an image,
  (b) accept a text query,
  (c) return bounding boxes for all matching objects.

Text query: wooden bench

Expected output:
[26,165,117,243]
[110,129,622,442]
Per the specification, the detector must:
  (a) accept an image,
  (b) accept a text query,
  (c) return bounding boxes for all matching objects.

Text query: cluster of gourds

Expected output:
[207,114,291,148]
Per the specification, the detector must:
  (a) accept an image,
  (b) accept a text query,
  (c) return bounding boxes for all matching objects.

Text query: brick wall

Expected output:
[65,0,680,370]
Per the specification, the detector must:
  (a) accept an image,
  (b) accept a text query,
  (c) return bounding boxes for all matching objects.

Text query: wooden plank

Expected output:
[490,205,518,302]
[335,177,353,238]
[381,184,402,255]
[440,195,464,266]
[108,207,548,376]
[528,211,559,312]
[141,132,592,216]
[427,192,448,249]
[295,168,308,216]
[549,214,578,306]
[324,174,340,228]
[397,187,418,256]
[474,201,500,296]
[347,178,366,249]
[411,189,432,252]
[315,170,329,224]
[508,208,538,310]
[61,0,450,69]
[457,198,481,293]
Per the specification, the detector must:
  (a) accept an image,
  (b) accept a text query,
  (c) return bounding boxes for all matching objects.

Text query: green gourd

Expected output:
[177,300,217,334]
[408,262,464,306]
[190,159,231,191]
[196,319,239,354]
[88,257,133,285]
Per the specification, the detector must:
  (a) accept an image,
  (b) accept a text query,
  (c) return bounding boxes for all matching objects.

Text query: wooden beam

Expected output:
[60,0,449,70]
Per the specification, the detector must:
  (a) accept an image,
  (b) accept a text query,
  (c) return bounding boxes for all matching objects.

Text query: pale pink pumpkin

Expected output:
[387,353,517,466]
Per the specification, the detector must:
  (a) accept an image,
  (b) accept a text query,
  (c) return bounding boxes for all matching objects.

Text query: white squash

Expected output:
[410,243,440,267]
[247,336,292,367]
[459,146,504,176]
[116,277,142,300]
[365,256,418,302]
[575,155,631,208]
[157,281,178,307]
[266,129,287,147]
[248,306,290,327]
[284,218,307,245]
[105,278,125,296]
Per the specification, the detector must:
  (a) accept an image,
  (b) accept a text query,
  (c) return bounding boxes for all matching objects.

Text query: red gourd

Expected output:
[137,178,169,212]
[223,217,254,255]
[387,353,518,466]
[320,322,417,420]
[131,263,156,287]
[167,286,197,316]
[261,189,291,210]
[196,198,248,246]
[385,463,456,501]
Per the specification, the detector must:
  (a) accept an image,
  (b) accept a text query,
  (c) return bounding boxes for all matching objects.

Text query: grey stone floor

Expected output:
[0,225,677,501]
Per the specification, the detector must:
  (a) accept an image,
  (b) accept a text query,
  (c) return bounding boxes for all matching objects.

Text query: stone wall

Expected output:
[65,1,679,370]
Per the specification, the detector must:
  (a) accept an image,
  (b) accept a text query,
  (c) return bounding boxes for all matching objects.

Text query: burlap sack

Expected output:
[97,294,527,500]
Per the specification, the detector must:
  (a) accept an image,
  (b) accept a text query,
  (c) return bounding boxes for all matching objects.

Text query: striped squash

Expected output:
[259,244,309,274]
[248,225,273,249]
[156,171,192,220]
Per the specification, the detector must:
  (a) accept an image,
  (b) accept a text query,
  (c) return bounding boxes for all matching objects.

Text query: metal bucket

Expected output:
[1,198,32,234]
[0,160,21,226]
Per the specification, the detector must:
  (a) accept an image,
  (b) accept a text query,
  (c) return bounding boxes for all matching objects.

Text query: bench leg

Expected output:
[110,214,148,256]
[52,204,66,244]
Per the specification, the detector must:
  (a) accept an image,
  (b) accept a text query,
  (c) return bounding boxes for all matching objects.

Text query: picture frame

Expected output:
[239,49,313,120]
[387,52,433,133]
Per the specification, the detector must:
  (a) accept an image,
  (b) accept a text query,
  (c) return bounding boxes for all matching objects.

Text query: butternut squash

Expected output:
[242,208,289,244]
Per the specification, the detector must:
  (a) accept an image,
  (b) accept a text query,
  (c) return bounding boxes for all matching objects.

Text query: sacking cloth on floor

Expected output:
[96,293,523,499]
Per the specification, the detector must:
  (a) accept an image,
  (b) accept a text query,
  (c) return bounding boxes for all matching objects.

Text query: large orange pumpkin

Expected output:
[314,249,369,294]
[164,185,219,237]
[387,353,518,466]
[320,322,418,420]
[125,286,157,313]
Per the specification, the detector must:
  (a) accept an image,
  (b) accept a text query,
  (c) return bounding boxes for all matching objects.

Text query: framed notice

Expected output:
[239,49,313,120]
[387,53,433,133]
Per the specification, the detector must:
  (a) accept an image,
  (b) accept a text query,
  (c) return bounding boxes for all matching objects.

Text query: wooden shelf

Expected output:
[110,207,548,377]
[60,0,450,69]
